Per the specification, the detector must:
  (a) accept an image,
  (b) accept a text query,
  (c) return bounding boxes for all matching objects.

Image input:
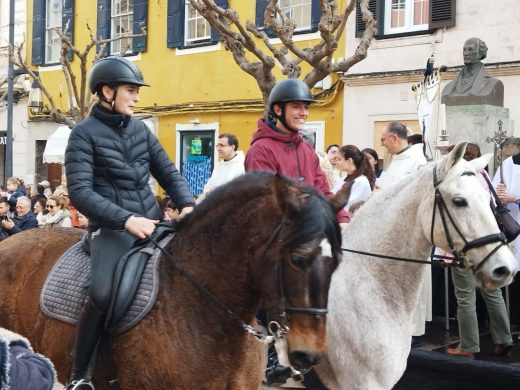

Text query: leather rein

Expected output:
[149,216,329,341]
[342,166,507,273]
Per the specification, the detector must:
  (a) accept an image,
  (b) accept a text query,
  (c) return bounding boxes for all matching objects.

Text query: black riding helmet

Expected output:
[268,79,314,131]
[88,56,150,94]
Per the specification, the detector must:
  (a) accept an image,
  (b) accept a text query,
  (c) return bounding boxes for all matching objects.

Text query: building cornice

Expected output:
[340,61,520,87]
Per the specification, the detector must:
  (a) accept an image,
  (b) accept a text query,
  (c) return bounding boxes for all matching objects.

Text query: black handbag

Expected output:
[483,174,520,242]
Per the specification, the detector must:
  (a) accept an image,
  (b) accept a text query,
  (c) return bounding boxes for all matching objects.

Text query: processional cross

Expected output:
[486,120,508,183]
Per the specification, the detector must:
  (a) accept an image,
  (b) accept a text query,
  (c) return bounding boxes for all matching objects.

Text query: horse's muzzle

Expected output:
[289,350,323,371]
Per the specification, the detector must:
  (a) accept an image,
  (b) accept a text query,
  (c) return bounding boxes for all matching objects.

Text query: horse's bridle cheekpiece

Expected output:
[257,218,329,336]
[341,166,507,272]
[430,166,507,272]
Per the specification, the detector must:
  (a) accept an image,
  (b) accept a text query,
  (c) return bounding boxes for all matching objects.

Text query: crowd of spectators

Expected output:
[0,174,87,243]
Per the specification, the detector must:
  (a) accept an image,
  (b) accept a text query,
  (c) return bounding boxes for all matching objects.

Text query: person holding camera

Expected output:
[2,196,38,237]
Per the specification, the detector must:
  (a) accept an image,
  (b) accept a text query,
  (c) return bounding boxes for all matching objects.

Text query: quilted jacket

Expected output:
[65,104,194,231]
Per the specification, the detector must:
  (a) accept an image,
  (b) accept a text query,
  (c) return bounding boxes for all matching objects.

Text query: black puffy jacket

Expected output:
[65,104,194,231]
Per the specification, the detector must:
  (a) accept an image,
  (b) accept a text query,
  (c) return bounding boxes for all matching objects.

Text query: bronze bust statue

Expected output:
[442,37,504,107]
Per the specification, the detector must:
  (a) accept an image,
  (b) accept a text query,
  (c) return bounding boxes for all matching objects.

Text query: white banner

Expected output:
[413,70,445,162]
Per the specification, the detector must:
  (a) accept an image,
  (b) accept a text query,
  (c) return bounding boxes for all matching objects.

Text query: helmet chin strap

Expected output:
[274,103,299,133]
[100,86,119,112]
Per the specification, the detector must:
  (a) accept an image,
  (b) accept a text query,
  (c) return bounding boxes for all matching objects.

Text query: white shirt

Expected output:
[332,175,372,212]
[201,151,245,197]
[493,156,520,266]
[379,144,427,187]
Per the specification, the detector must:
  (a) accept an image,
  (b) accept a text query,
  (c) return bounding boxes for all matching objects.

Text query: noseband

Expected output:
[430,166,507,272]
[257,218,329,337]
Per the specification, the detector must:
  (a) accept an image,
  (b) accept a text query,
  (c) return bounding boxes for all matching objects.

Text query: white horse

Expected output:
[316,143,518,389]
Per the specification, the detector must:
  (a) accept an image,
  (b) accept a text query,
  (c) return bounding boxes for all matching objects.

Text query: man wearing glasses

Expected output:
[379,122,430,341]
[198,133,245,202]
[2,196,38,236]
[378,122,426,187]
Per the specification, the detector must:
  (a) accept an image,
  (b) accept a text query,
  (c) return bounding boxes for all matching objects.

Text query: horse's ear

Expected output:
[329,181,353,212]
[273,174,308,217]
[438,142,467,178]
[468,153,492,171]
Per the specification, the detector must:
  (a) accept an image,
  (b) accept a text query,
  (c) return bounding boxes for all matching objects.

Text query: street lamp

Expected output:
[27,74,43,115]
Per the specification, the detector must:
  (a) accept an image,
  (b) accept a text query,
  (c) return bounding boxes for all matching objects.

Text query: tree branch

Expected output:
[9,24,147,125]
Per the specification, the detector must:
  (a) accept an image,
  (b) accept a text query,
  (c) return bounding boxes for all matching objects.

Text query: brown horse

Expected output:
[0,172,342,389]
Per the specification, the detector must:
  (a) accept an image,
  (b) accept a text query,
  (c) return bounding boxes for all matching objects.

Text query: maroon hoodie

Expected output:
[245,119,349,223]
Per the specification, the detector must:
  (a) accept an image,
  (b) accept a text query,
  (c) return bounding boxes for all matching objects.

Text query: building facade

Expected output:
[24,0,346,194]
[0,0,28,185]
[342,0,520,164]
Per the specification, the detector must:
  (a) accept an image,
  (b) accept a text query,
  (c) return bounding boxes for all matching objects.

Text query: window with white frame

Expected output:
[279,0,313,31]
[185,0,211,44]
[302,121,325,152]
[384,0,429,35]
[111,0,134,54]
[44,0,62,63]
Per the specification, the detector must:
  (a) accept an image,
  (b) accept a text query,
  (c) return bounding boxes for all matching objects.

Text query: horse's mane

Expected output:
[179,172,341,255]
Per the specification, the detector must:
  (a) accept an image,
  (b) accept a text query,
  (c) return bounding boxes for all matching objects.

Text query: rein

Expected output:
[148,215,327,342]
[341,166,507,271]
[147,234,269,341]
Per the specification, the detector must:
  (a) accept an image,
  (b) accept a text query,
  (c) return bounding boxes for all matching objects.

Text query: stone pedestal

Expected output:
[446,104,514,176]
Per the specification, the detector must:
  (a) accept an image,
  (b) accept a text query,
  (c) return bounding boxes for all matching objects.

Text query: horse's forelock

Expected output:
[284,192,342,257]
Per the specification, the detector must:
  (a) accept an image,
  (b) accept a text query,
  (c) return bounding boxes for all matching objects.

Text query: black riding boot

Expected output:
[67,297,105,389]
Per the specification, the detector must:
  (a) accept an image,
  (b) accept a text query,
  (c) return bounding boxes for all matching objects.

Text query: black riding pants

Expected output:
[88,228,138,312]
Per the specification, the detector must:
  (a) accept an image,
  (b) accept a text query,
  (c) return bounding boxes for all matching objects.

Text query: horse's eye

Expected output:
[452,196,468,207]
[290,255,307,269]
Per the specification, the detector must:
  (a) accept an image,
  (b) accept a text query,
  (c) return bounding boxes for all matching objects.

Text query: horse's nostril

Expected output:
[289,350,320,369]
[493,266,510,279]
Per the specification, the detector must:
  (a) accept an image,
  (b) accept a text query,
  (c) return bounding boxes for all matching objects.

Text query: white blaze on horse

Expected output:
[317,142,518,390]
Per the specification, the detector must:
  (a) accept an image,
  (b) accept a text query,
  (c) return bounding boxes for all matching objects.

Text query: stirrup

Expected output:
[65,379,95,390]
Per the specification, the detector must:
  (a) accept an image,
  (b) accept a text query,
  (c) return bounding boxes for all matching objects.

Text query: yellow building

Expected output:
[26,0,345,195]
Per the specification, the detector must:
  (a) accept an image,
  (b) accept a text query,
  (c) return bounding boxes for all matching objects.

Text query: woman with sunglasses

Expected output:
[41,195,71,228]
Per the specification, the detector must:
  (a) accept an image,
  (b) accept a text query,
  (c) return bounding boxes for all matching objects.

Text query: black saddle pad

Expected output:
[40,234,172,334]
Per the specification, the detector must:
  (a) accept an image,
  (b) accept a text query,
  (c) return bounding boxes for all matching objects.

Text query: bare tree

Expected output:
[188,0,377,112]
[9,24,146,127]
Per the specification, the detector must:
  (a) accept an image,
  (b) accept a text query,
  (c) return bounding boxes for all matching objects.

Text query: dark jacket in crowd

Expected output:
[65,104,195,231]
[7,186,25,213]
[245,118,349,223]
[8,212,39,235]
[0,226,8,241]
[0,327,57,390]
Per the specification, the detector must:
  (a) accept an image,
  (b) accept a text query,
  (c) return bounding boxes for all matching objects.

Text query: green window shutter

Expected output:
[311,0,321,30]
[255,0,274,37]
[430,0,456,29]
[62,0,74,60]
[355,0,381,38]
[255,0,269,28]
[167,0,184,48]
[133,0,148,52]
[210,0,228,43]
[31,0,45,65]
[96,0,111,56]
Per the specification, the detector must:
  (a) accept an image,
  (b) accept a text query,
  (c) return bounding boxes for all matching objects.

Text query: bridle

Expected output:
[430,165,507,272]
[342,166,507,272]
[256,218,330,338]
[149,215,331,341]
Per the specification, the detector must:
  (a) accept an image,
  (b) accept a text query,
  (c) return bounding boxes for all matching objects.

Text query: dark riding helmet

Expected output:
[267,79,314,113]
[88,56,150,94]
